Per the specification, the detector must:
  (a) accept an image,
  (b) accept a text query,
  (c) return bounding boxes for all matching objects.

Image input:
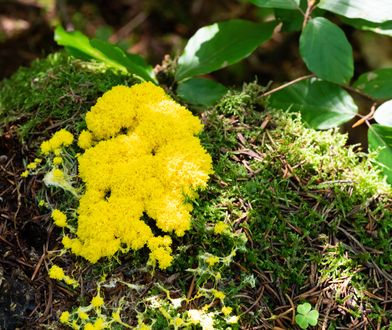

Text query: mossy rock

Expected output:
[0,52,136,140]
[1,53,391,329]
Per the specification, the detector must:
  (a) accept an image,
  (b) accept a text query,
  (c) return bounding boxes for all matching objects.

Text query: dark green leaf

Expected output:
[177,78,228,106]
[353,68,392,100]
[300,17,353,84]
[175,19,276,81]
[318,0,392,23]
[269,78,358,129]
[54,26,155,82]
[341,17,392,37]
[249,0,300,9]
[374,100,392,127]
[368,124,392,184]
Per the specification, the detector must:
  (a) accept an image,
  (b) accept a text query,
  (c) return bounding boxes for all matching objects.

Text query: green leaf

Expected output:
[54,26,155,82]
[368,124,392,184]
[374,100,392,127]
[297,302,312,315]
[318,0,392,23]
[341,17,392,37]
[177,77,228,106]
[307,310,319,326]
[249,0,300,9]
[175,19,276,81]
[295,314,309,329]
[353,68,392,100]
[269,78,358,129]
[90,39,155,82]
[300,17,353,84]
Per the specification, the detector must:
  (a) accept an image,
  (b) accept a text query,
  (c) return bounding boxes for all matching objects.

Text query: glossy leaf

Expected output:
[269,78,358,129]
[249,0,300,9]
[175,19,276,81]
[319,0,392,23]
[374,100,392,127]
[300,17,353,84]
[177,77,228,106]
[368,124,392,183]
[54,26,155,82]
[353,68,392,100]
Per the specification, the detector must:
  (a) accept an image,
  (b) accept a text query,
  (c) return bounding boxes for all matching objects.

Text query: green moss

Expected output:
[0,52,136,140]
[185,84,392,327]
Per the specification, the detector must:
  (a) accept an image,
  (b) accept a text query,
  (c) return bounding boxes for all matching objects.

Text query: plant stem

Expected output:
[302,0,317,30]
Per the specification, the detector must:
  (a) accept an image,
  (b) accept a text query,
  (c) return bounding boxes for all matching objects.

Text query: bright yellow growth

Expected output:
[221,306,232,316]
[21,170,29,178]
[206,256,219,267]
[49,82,213,269]
[91,295,104,308]
[48,264,78,287]
[214,221,229,235]
[52,209,67,227]
[40,128,74,154]
[59,311,70,324]
[48,265,65,280]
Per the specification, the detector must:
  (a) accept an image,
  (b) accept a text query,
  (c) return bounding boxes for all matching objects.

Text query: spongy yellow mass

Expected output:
[60,82,212,268]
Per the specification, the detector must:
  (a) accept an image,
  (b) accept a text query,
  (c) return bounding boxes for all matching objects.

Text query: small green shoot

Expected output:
[295,302,319,329]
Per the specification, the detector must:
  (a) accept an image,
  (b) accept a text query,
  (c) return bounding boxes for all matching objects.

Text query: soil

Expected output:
[0,124,52,329]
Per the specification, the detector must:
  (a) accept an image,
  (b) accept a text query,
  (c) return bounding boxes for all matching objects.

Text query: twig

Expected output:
[31,247,46,281]
[285,293,295,325]
[186,276,196,306]
[261,74,315,98]
[337,226,392,283]
[241,287,265,315]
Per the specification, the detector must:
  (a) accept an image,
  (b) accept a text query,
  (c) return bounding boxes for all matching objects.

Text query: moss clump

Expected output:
[0,52,136,139]
[187,85,392,327]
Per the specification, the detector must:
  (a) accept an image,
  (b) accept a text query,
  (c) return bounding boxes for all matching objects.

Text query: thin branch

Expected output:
[261,74,315,98]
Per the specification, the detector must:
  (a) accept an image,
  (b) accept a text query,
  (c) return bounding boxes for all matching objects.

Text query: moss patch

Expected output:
[0,52,136,140]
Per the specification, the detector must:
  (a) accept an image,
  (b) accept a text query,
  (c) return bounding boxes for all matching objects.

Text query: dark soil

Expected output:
[0,125,53,329]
